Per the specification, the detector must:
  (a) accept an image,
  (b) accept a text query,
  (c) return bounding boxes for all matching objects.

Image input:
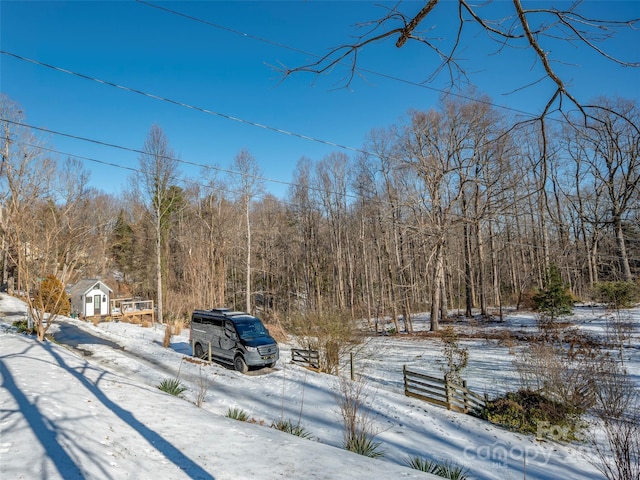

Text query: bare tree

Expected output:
[288,156,326,314]
[567,99,640,282]
[314,153,353,314]
[0,95,53,296]
[136,124,180,325]
[183,179,231,309]
[590,356,640,480]
[230,149,264,313]
[1,136,92,339]
[282,1,639,124]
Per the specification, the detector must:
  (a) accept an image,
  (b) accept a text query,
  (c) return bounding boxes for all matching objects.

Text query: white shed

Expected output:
[68,279,113,318]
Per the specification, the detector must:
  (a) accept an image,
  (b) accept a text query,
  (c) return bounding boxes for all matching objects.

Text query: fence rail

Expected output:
[291,348,319,369]
[403,365,487,414]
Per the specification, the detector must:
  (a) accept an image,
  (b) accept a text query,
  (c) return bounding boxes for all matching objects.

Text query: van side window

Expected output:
[224,321,236,338]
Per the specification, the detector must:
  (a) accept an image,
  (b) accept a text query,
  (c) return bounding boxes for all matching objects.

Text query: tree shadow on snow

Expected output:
[1,337,215,480]
[42,341,215,479]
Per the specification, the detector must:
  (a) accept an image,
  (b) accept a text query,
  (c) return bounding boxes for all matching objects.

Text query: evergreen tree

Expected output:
[111,210,134,280]
[533,264,573,324]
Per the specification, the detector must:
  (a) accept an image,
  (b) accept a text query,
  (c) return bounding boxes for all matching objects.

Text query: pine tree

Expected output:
[533,264,573,325]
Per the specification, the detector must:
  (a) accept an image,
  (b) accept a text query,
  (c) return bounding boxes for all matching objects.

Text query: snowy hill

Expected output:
[2,293,637,479]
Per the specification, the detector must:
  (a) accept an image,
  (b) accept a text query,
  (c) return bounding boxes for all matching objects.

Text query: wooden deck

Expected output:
[110,298,155,323]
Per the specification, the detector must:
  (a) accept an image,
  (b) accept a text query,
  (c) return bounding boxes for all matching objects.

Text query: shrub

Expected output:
[226,407,250,421]
[173,319,184,336]
[334,375,385,458]
[285,310,361,375]
[194,365,215,408]
[513,331,600,413]
[271,419,313,439]
[593,281,640,309]
[589,356,640,480]
[481,389,582,440]
[33,275,70,317]
[405,456,469,479]
[157,378,187,397]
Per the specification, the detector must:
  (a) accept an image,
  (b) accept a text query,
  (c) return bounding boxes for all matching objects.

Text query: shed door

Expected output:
[94,295,101,315]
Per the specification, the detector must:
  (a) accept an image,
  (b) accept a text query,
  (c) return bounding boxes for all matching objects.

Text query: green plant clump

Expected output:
[271,419,313,439]
[157,378,187,397]
[344,432,385,458]
[13,319,35,335]
[226,407,250,421]
[405,456,469,480]
[593,281,640,309]
[480,389,582,440]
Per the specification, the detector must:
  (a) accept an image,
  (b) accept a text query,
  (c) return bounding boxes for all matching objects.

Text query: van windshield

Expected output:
[234,318,269,339]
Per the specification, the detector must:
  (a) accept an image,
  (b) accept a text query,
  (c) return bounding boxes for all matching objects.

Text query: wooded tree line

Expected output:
[1,93,639,332]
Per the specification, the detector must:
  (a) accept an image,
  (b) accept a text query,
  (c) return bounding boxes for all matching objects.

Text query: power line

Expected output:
[134,0,542,121]
[0,49,549,202]
[12,140,264,203]
[1,119,294,192]
[1,118,363,201]
[0,50,366,156]
[9,138,634,263]
[6,128,633,263]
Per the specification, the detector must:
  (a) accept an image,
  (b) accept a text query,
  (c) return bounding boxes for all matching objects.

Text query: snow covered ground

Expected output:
[1,293,638,480]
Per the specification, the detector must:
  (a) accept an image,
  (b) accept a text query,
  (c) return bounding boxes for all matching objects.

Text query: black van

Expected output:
[190,308,279,373]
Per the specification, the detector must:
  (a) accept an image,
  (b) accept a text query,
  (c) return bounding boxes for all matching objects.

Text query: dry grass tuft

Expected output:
[173,319,184,336]
[265,323,288,343]
[163,324,172,348]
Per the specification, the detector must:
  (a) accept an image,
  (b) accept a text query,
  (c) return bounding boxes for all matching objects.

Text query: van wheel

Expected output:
[234,356,248,374]
[194,343,204,359]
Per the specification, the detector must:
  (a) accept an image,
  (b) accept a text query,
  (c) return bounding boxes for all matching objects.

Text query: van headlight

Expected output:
[245,345,257,352]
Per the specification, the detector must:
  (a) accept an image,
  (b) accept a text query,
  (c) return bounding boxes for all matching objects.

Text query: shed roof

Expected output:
[67,279,113,297]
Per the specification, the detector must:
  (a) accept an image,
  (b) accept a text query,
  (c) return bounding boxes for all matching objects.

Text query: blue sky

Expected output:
[1,1,639,198]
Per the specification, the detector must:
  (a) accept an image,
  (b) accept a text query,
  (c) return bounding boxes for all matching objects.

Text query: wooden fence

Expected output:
[291,348,319,369]
[403,365,487,414]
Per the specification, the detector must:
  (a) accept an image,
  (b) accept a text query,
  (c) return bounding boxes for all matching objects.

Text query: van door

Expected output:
[191,314,206,358]
[208,318,224,359]
[220,320,238,361]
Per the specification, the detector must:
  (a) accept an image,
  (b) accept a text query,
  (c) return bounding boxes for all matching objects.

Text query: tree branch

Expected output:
[396,0,439,47]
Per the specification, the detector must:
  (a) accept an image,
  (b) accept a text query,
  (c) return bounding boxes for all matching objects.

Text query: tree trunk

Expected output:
[613,214,633,281]
[430,239,445,332]
[156,211,163,325]
[246,199,251,313]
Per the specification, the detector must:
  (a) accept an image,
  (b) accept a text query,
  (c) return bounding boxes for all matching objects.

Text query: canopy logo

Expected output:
[463,439,554,467]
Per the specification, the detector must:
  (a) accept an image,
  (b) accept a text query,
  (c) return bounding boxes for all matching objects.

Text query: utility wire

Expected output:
[10,137,635,262]
[9,126,627,246]
[134,0,542,121]
[1,119,294,192]
[0,49,546,202]
[0,50,365,156]
[13,140,268,203]
[2,118,361,201]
